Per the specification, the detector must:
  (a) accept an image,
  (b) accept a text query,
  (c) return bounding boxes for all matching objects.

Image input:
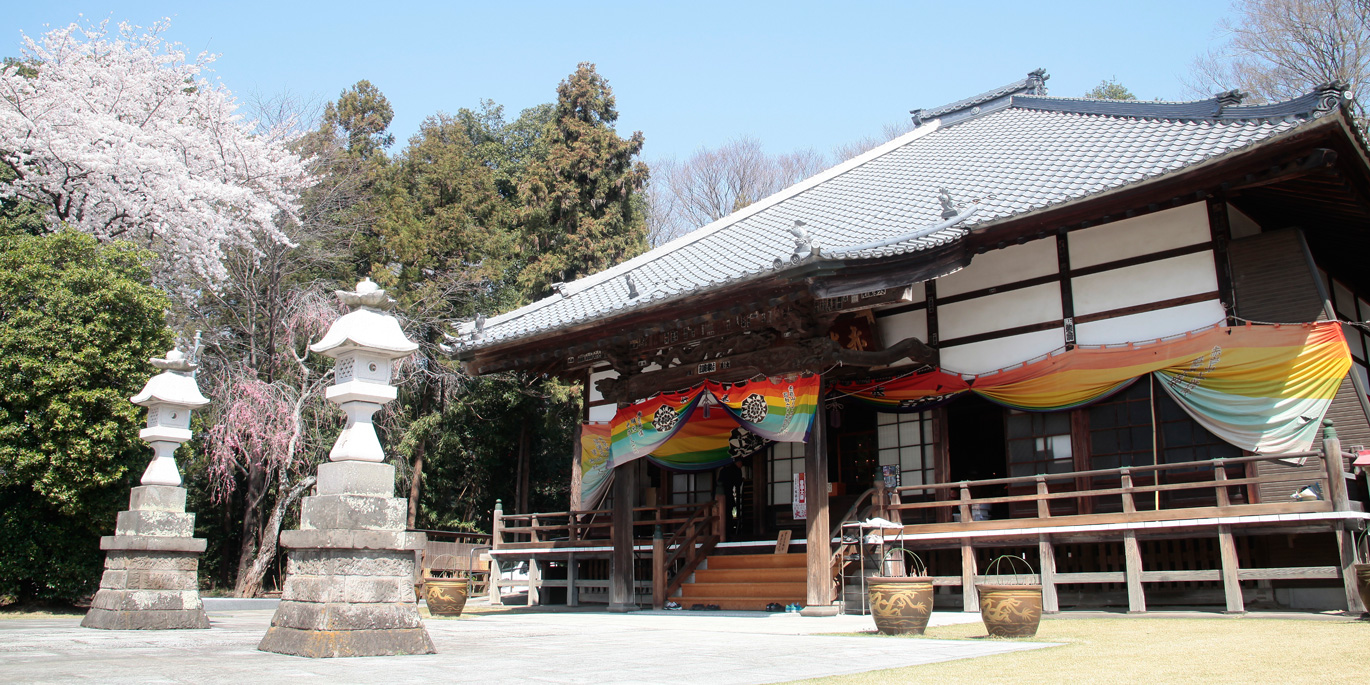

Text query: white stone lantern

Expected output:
[129,348,209,486]
[310,278,418,462]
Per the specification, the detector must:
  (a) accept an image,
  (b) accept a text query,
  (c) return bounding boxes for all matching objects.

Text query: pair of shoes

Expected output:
[706,604,721,611]
[664,601,682,610]
[784,603,803,613]
[765,602,784,612]
[689,603,707,611]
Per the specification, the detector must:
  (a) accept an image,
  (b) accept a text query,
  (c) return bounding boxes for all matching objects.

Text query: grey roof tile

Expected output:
[456,78,1352,352]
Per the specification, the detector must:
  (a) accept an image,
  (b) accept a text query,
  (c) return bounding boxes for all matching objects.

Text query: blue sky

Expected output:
[2,1,1235,161]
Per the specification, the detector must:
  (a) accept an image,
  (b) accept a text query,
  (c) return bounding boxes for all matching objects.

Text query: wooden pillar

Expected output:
[527,558,542,606]
[1038,535,1059,614]
[804,380,834,610]
[1123,531,1146,614]
[1322,420,1349,512]
[960,540,978,612]
[566,554,579,607]
[1217,524,1244,614]
[489,499,504,605]
[608,463,638,612]
[569,423,584,512]
[652,525,666,610]
[1334,522,1367,614]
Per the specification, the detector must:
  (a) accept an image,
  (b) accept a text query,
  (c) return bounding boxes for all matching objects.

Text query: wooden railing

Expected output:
[494,500,723,549]
[654,498,723,606]
[889,450,1336,527]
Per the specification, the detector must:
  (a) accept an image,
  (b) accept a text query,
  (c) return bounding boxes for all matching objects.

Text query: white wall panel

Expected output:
[939,283,1062,340]
[589,404,617,422]
[588,368,618,404]
[1072,252,1218,316]
[876,310,928,368]
[1074,300,1225,345]
[1068,203,1209,268]
[940,328,1066,376]
[936,238,1058,297]
[1228,205,1261,239]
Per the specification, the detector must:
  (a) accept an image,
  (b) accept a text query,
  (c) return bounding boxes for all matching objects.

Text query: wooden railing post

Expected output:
[1322,419,1349,511]
[1120,468,1137,514]
[958,482,972,523]
[1324,419,1367,613]
[652,525,666,610]
[1035,476,1050,519]
[489,499,504,605]
[1213,459,1231,508]
[872,481,888,521]
[1118,469,1146,613]
[714,492,727,543]
[530,514,541,544]
[1038,534,1059,614]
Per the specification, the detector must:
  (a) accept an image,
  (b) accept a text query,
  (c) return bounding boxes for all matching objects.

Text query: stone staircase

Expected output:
[673,552,807,611]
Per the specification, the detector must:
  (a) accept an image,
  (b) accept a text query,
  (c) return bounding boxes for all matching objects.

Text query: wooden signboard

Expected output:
[774,530,792,554]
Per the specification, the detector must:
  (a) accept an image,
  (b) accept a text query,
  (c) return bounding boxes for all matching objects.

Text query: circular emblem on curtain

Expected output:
[652,404,679,433]
[740,393,768,424]
[727,427,765,458]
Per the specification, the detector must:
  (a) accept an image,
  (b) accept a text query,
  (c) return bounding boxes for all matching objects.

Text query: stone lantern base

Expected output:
[82,486,209,630]
[257,462,434,657]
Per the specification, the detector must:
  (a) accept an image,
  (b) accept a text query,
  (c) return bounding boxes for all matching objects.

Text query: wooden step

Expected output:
[692,567,807,584]
[678,581,807,598]
[703,553,806,570]
[671,596,805,612]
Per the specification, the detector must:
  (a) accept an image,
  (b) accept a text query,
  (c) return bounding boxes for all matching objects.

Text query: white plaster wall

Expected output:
[589,404,617,422]
[935,238,1058,297]
[939,283,1063,340]
[1228,205,1261,239]
[588,368,617,403]
[1071,251,1218,316]
[876,310,928,368]
[1074,299,1226,345]
[939,328,1066,376]
[1067,203,1209,269]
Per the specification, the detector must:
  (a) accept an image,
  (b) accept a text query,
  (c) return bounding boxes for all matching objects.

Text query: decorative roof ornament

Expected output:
[1312,80,1352,117]
[938,187,958,220]
[1214,89,1247,108]
[909,108,926,127]
[790,220,816,261]
[474,313,486,338]
[552,282,569,297]
[1026,68,1049,95]
[624,273,640,299]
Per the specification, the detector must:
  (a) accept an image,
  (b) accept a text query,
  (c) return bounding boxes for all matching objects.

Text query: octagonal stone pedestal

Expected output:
[82,485,209,630]
[257,462,434,658]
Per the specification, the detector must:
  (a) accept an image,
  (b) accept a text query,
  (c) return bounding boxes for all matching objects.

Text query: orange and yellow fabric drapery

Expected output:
[837,322,1351,454]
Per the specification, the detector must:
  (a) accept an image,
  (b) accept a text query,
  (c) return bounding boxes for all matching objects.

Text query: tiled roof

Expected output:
[455,74,1351,353]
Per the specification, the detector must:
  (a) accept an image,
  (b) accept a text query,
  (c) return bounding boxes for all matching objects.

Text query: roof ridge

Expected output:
[910,68,1048,127]
[1011,83,1349,122]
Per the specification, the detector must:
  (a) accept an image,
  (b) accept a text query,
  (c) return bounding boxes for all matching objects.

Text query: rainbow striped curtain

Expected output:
[837,322,1350,454]
[610,375,819,471]
[578,423,613,508]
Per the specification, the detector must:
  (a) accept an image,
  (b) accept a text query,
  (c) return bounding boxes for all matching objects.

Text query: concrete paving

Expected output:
[0,607,1054,684]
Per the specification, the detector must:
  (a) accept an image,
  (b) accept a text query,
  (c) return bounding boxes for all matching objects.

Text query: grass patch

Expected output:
[793,617,1370,684]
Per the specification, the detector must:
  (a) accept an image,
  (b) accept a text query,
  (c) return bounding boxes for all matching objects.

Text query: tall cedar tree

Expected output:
[517,63,649,299]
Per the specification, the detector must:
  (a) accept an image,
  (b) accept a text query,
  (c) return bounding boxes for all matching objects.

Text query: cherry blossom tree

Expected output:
[0,19,310,288]
[203,288,338,597]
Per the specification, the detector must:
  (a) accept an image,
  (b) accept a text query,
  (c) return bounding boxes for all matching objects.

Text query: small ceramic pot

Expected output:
[424,577,470,617]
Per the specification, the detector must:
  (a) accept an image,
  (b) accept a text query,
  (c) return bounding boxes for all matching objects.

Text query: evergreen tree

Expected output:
[0,231,173,603]
[516,63,649,299]
[1085,77,1137,100]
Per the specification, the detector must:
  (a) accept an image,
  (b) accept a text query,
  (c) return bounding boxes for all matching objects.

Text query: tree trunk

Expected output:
[234,462,268,589]
[233,475,315,598]
[406,438,425,529]
[516,422,531,514]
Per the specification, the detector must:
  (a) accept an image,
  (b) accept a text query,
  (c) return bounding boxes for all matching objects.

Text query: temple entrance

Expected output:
[946,394,1008,517]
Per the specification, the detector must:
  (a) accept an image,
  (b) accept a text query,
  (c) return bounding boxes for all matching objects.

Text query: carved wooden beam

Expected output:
[594,335,937,404]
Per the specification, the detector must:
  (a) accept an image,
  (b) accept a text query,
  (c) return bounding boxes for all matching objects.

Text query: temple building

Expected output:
[453,71,1370,615]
